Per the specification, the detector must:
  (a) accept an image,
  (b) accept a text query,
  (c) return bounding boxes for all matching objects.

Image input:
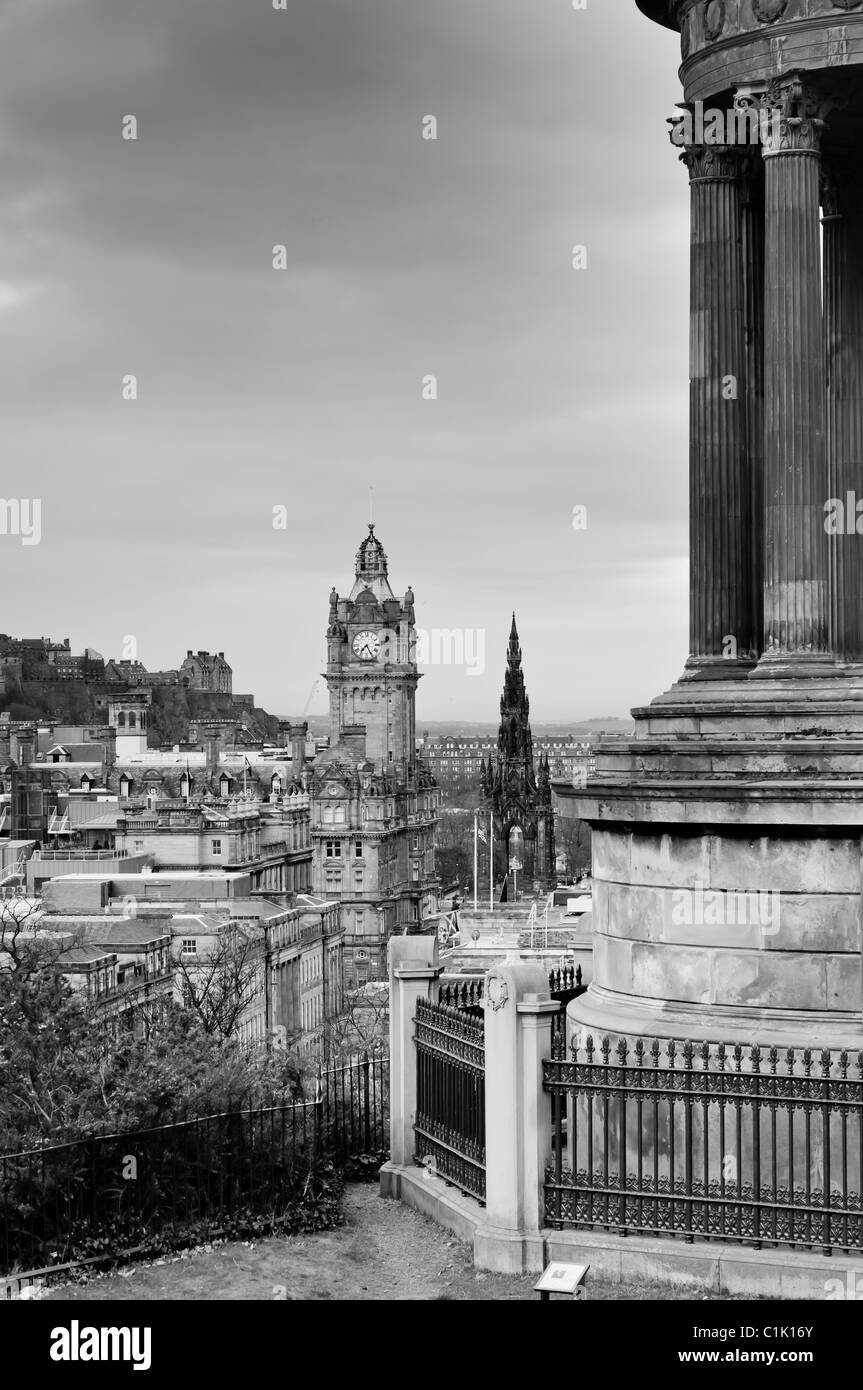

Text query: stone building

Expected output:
[38,871,341,1051]
[311,525,440,985]
[480,616,555,896]
[180,650,232,694]
[423,732,595,800]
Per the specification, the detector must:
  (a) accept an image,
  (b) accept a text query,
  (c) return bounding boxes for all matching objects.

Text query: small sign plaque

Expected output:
[534,1262,589,1300]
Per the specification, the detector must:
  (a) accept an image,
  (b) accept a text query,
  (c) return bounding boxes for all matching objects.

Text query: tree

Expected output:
[174,923,265,1041]
[322,983,389,1062]
[0,896,44,971]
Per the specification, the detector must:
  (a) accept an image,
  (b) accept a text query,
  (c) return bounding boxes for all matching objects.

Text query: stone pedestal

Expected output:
[569,674,863,1055]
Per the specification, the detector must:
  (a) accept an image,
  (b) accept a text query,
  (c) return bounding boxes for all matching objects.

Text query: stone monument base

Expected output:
[569,669,863,1054]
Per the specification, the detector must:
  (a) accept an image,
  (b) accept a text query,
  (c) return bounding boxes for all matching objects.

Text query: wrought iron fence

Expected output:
[318,1052,389,1171]
[0,1053,389,1278]
[544,1035,863,1256]
[414,998,486,1202]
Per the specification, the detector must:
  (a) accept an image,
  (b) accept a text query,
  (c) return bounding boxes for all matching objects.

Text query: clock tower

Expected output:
[311,525,439,987]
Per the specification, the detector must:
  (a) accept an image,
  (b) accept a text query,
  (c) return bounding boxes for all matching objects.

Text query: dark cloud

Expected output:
[0,0,688,718]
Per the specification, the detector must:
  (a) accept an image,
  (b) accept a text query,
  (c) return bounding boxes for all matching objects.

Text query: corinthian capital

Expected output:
[679,145,744,184]
[758,75,830,157]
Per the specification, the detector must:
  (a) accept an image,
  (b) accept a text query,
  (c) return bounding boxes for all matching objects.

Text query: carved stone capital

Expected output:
[679,144,745,183]
[757,76,833,158]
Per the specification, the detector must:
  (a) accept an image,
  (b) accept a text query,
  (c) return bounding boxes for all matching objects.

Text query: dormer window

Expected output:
[181,773,192,799]
[80,774,93,791]
[271,774,281,796]
[219,773,232,796]
[120,775,132,798]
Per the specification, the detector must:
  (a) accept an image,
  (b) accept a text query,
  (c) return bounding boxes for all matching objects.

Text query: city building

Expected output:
[35,869,342,1051]
[421,732,595,798]
[180,650,232,694]
[311,524,439,985]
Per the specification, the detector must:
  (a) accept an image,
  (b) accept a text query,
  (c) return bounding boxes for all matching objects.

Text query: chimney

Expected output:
[205,728,220,772]
[102,727,117,776]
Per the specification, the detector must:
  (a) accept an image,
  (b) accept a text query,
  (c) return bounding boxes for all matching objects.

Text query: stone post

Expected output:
[473,959,559,1273]
[379,934,440,1196]
[823,166,863,661]
[757,77,831,667]
[679,134,753,673]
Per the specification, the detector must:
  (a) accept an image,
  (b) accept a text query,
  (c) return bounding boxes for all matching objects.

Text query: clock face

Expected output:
[352,630,381,660]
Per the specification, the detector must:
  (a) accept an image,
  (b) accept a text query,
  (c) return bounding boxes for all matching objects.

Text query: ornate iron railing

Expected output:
[544,1036,863,1255]
[414,998,486,1202]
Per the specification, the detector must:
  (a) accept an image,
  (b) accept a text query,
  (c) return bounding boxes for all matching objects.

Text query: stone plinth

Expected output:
[565,673,863,1053]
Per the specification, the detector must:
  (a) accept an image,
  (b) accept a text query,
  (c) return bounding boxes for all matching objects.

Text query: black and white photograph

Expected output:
[1,0,862,1359]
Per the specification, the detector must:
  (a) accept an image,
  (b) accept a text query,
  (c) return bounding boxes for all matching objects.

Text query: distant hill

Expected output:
[282,715,634,739]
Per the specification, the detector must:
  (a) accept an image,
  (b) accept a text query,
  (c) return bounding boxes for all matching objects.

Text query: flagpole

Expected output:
[489,810,493,910]
[473,812,478,912]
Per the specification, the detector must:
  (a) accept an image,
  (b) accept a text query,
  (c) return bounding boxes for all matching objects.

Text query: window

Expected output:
[181,939,197,956]
[212,839,222,855]
[325,840,341,858]
[412,864,420,881]
[388,750,393,762]
[134,839,144,853]
[355,841,363,858]
[354,869,363,889]
[412,836,419,851]
[128,712,136,729]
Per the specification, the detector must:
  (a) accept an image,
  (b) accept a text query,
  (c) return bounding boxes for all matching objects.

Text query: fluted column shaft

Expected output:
[683,146,753,666]
[742,158,765,660]
[760,91,830,659]
[823,171,863,660]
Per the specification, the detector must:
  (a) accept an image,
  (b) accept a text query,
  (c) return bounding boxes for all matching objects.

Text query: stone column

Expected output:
[758,78,831,667]
[823,165,863,661]
[680,140,753,673]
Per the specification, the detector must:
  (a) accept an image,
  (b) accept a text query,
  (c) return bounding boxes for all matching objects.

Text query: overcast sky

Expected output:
[0,0,689,722]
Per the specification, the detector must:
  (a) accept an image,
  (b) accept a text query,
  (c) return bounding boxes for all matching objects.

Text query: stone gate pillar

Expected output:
[680,136,753,672]
[474,959,559,1273]
[758,78,831,666]
[380,934,440,1193]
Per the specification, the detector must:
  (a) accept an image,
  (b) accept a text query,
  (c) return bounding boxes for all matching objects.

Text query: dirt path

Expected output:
[43,1186,536,1301]
[41,1185,727,1301]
